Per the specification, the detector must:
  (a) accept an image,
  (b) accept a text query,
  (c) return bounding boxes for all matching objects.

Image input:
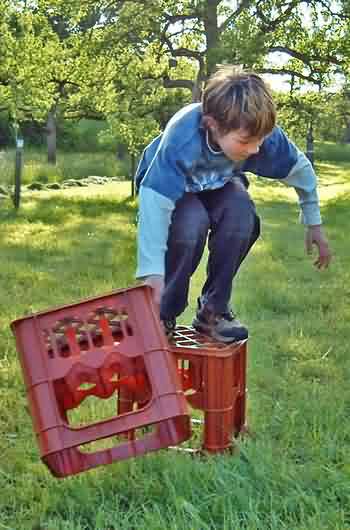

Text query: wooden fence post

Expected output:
[14,137,24,210]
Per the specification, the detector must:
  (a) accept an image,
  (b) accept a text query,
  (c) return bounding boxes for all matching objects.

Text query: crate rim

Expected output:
[10,283,151,331]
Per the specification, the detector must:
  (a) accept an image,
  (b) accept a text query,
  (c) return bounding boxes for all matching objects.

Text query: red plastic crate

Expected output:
[170,326,248,453]
[11,285,191,477]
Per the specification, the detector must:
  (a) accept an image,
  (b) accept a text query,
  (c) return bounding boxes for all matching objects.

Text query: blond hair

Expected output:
[202,67,276,137]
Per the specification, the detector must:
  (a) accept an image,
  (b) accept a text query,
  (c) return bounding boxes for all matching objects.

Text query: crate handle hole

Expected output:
[78,382,97,391]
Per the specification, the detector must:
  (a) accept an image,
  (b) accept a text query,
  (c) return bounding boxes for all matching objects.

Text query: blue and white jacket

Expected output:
[135,103,321,278]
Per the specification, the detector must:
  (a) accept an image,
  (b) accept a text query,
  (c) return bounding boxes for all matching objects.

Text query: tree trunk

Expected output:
[14,138,24,210]
[192,80,202,102]
[343,120,350,143]
[131,154,136,198]
[203,0,219,77]
[192,67,206,102]
[46,109,57,165]
[306,122,314,167]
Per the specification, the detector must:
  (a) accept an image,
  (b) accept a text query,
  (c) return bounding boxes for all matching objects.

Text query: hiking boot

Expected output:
[192,299,248,343]
[161,317,176,340]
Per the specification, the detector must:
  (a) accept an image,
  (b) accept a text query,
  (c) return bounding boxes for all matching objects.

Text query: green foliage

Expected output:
[0,1,59,121]
[275,89,350,147]
[317,87,350,143]
[1,0,349,160]
[0,111,12,146]
[3,0,350,189]
[274,91,324,147]
[219,9,268,68]
[57,120,115,152]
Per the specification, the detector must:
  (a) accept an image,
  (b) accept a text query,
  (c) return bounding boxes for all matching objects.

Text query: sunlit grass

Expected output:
[0,148,130,187]
[1,166,350,529]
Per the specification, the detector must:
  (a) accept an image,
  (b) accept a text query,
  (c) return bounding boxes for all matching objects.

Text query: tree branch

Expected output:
[169,46,204,61]
[164,13,199,24]
[219,0,255,34]
[161,28,206,73]
[267,46,312,67]
[255,0,302,33]
[62,110,105,120]
[315,0,350,20]
[163,77,194,90]
[257,67,321,85]
[268,45,346,67]
[51,78,81,90]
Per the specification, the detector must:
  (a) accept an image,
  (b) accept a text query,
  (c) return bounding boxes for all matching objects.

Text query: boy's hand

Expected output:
[144,275,164,308]
[305,225,332,269]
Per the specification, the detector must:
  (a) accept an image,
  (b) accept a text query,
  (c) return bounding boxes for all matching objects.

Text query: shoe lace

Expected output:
[220,309,236,322]
[163,318,176,330]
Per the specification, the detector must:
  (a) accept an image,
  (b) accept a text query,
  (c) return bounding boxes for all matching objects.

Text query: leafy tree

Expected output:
[124,1,350,97]
[274,90,330,166]
[0,1,58,123]
[99,0,350,166]
[320,83,350,143]
[1,0,350,172]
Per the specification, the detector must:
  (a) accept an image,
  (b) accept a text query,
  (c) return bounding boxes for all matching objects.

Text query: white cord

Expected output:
[206,129,222,155]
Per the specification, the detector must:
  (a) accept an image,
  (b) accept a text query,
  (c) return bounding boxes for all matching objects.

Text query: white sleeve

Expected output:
[136,186,175,278]
[282,149,322,225]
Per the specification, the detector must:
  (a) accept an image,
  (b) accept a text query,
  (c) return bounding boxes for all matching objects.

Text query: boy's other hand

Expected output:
[305,225,332,269]
[144,275,164,308]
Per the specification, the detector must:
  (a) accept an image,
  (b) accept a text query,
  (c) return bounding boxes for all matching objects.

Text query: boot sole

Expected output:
[192,318,248,343]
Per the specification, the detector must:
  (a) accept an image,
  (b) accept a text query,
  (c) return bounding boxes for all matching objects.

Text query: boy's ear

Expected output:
[203,115,219,131]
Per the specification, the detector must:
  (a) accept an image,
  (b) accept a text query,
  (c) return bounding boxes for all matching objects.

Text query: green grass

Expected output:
[0,148,130,187]
[1,162,350,530]
[0,140,349,191]
[315,140,350,163]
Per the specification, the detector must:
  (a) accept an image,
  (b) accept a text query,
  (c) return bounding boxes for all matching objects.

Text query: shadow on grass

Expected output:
[0,194,138,315]
[1,188,346,318]
[0,194,136,227]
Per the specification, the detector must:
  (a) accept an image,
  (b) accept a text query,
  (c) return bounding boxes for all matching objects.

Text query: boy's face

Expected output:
[206,118,265,161]
[215,129,265,161]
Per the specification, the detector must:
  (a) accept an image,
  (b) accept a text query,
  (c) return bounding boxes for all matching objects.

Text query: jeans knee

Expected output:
[223,207,257,241]
[170,231,206,254]
[169,215,209,248]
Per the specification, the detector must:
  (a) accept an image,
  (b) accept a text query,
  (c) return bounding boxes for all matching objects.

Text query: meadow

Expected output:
[0,148,129,188]
[0,139,349,190]
[1,155,350,529]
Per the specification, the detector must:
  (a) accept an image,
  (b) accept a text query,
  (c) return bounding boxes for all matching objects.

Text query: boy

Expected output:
[135,67,331,342]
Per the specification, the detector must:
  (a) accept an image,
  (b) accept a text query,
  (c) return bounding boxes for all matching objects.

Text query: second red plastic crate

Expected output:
[170,326,248,452]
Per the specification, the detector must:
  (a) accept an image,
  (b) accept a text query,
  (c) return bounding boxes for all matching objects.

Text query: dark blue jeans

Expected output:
[160,180,260,320]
